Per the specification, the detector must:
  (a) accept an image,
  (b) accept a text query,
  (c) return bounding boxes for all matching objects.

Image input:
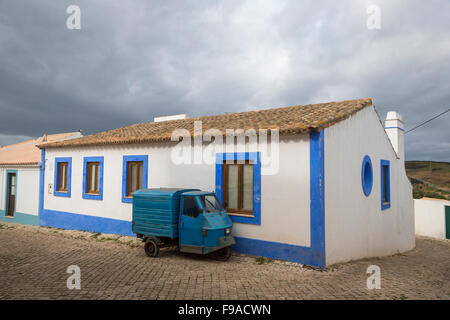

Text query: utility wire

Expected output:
[404,108,450,134]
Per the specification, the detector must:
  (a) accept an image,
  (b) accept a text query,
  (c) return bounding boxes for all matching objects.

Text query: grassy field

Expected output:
[405,161,450,200]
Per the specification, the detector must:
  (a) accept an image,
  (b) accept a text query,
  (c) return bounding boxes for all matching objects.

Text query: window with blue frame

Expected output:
[122,155,148,203]
[215,152,261,225]
[54,157,72,197]
[82,156,104,200]
[361,155,373,197]
[381,159,391,210]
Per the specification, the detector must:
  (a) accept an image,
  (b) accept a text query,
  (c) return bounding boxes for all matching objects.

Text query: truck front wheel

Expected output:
[215,247,232,261]
[144,239,159,257]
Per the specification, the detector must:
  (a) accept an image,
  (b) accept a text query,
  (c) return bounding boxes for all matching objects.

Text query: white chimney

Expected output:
[154,114,187,122]
[384,111,404,159]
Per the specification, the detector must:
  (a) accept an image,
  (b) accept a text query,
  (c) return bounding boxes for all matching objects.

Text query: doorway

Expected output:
[6,172,17,217]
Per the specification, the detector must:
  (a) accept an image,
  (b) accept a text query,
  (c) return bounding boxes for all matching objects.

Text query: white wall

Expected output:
[0,166,40,216]
[324,106,415,266]
[43,134,311,247]
[414,198,449,239]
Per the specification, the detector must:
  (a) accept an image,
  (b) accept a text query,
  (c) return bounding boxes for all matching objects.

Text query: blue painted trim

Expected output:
[122,155,148,203]
[224,131,326,268]
[309,130,326,267]
[4,169,18,217]
[53,157,72,198]
[232,236,316,266]
[40,209,134,236]
[380,159,391,210]
[82,156,104,200]
[384,126,405,132]
[215,152,261,225]
[361,155,373,197]
[39,149,45,220]
[0,210,39,226]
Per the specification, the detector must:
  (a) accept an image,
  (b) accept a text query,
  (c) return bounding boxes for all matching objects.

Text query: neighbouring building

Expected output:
[415,197,450,240]
[0,132,82,225]
[37,98,415,268]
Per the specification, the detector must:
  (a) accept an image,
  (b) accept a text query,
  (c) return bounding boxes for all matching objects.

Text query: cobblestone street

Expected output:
[0,222,449,300]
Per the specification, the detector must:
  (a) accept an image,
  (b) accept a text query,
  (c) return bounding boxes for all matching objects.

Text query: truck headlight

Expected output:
[225,228,231,235]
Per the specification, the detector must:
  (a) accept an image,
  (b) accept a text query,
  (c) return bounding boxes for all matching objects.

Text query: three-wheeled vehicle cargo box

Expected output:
[132,188,199,239]
[132,188,235,260]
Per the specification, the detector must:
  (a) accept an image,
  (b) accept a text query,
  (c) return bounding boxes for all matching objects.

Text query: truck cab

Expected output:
[132,188,235,260]
[179,191,234,255]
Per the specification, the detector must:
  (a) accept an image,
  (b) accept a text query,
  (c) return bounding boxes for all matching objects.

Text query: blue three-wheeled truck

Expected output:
[132,188,235,261]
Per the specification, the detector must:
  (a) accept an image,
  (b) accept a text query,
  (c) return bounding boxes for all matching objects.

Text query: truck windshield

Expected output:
[199,195,224,213]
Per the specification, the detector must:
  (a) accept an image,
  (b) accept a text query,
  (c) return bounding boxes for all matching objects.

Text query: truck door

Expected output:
[179,196,204,253]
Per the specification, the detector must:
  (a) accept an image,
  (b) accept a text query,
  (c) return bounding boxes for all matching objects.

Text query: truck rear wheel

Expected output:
[215,247,232,261]
[144,239,159,257]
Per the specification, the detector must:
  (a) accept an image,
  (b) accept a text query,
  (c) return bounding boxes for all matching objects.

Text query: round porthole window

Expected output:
[361,155,373,197]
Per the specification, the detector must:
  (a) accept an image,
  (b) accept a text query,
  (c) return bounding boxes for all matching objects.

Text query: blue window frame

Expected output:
[215,152,261,225]
[122,155,148,203]
[380,159,391,210]
[82,156,104,200]
[54,157,72,198]
[361,155,373,197]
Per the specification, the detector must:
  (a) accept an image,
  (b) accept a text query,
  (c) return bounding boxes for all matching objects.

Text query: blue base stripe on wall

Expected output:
[40,210,135,236]
[232,236,319,266]
[0,211,39,226]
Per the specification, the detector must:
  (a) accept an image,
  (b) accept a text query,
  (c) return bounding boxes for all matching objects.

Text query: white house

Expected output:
[0,132,82,225]
[415,197,450,239]
[37,98,415,268]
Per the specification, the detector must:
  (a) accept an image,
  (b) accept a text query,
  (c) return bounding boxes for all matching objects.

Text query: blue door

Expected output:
[179,196,203,253]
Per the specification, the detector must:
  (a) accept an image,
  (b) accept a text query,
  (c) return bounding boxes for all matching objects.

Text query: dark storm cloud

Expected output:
[0,0,449,160]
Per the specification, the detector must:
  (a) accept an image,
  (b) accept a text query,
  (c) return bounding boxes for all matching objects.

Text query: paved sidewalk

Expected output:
[0,222,449,300]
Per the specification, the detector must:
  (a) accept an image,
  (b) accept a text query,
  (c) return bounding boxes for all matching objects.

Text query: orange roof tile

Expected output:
[40,98,372,149]
[0,132,82,165]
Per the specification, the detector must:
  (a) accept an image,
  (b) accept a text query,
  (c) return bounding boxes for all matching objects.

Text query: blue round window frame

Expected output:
[361,155,373,197]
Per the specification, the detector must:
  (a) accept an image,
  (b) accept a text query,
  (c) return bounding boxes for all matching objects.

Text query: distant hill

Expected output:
[405,161,450,200]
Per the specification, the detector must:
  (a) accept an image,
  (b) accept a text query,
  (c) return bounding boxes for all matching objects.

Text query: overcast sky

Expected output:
[0,0,449,160]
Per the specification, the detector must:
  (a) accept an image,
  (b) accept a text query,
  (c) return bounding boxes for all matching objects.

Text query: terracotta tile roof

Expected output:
[40,98,372,149]
[0,132,82,165]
